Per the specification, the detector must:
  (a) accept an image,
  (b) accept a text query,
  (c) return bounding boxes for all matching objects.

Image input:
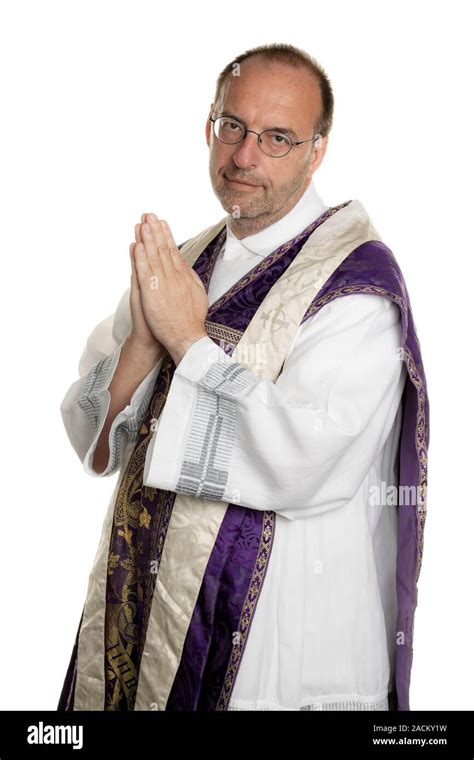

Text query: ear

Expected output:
[205,103,214,148]
[306,135,329,179]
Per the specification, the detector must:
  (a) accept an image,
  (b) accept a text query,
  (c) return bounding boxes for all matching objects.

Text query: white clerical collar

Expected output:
[223,181,328,261]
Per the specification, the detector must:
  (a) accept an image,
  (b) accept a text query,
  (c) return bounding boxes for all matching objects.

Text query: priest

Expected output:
[58,43,429,712]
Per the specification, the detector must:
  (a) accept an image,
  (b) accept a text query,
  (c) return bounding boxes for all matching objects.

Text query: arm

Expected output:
[91,334,165,474]
[61,213,179,476]
[142,293,407,520]
[60,288,166,477]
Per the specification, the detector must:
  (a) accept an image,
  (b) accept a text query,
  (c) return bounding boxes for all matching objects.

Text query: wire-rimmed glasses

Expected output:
[209,115,322,158]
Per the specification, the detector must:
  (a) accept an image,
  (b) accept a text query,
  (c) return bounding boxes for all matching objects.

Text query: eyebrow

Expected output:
[218,111,298,139]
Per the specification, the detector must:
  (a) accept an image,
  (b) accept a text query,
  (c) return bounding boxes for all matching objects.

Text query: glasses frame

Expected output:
[209,115,322,158]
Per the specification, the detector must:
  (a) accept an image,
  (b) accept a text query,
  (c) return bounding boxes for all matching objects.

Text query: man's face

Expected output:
[205,57,328,234]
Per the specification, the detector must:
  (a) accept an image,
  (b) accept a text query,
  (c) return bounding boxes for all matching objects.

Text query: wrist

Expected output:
[169,330,208,367]
[125,333,165,363]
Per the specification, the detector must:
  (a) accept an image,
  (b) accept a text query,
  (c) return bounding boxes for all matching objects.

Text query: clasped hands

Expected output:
[129,212,209,367]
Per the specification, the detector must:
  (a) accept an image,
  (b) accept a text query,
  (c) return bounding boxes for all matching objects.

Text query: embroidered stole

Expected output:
[58,198,428,713]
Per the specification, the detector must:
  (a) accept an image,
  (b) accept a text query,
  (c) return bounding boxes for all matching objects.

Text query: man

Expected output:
[58,43,429,712]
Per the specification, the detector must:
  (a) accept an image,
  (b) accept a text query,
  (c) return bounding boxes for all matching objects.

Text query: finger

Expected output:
[135,223,141,243]
[129,243,148,323]
[141,222,164,278]
[146,214,181,277]
[145,214,168,253]
[149,217,183,271]
[129,243,139,285]
[155,237,180,279]
[159,220,184,270]
[145,215,169,253]
[143,217,177,277]
[189,267,206,291]
[132,240,154,290]
[159,219,177,249]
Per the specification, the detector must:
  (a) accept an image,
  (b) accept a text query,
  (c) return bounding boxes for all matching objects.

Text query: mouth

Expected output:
[224,174,260,188]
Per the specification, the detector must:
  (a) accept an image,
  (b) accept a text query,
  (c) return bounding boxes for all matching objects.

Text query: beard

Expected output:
[209,160,310,223]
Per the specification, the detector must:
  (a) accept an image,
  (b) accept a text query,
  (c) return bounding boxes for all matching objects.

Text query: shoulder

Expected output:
[299,292,401,342]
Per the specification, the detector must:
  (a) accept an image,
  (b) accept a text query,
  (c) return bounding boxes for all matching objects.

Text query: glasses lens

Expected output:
[260,131,292,157]
[213,117,245,144]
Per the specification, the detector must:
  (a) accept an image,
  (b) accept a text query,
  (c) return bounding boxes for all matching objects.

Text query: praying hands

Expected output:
[130,213,209,366]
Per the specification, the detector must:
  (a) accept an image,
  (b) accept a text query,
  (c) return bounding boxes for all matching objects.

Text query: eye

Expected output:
[223,119,241,131]
[268,132,289,145]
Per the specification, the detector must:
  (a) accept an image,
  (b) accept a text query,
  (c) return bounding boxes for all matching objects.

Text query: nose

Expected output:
[231,130,261,168]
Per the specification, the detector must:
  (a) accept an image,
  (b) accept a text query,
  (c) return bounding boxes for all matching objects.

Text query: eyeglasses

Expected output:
[209,115,322,158]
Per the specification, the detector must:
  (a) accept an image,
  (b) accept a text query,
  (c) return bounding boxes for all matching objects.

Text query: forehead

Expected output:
[218,58,320,130]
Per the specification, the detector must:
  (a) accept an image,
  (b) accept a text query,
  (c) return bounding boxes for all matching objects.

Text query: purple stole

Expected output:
[58,201,429,713]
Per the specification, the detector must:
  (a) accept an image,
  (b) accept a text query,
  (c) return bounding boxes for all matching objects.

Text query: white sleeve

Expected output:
[60,286,165,477]
[143,293,407,519]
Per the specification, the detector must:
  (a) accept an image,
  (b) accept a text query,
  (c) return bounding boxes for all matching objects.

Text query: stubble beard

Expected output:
[210,164,310,237]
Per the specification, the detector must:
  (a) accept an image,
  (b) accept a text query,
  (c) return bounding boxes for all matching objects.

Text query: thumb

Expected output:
[189,267,206,291]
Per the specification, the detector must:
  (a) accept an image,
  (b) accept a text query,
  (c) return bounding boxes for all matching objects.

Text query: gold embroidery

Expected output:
[215,510,276,711]
[205,320,244,345]
[104,359,176,710]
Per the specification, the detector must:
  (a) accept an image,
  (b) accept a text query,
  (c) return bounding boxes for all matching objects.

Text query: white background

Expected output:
[0,0,472,710]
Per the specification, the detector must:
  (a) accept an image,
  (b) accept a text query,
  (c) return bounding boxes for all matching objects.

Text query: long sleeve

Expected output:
[60,287,165,477]
[143,293,407,519]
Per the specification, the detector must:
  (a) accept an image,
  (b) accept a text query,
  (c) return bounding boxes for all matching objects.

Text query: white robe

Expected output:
[60,182,407,711]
